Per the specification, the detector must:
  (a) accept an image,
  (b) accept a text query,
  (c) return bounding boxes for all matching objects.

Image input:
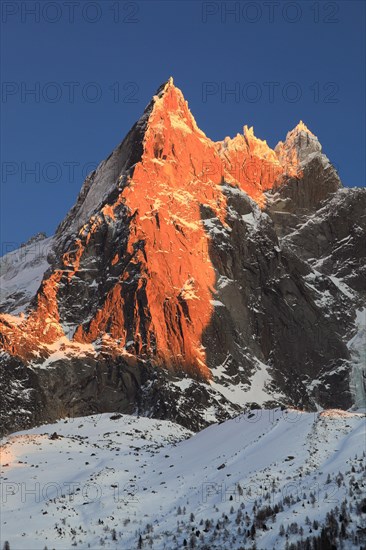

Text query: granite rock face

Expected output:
[1,80,364,435]
[266,122,342,237]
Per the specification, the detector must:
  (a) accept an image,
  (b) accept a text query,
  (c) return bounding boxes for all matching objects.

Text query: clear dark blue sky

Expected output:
[1,0,365,249]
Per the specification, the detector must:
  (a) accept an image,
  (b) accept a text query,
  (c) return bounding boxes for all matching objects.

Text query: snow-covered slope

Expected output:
[1,409,365,549]
[0,234,53,314]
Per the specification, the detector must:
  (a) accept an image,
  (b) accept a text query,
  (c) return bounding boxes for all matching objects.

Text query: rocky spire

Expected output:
[275,120,322,169]
[0,79,344,382]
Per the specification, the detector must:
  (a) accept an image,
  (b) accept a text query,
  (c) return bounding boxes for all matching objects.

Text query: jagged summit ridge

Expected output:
[55,80,327,245]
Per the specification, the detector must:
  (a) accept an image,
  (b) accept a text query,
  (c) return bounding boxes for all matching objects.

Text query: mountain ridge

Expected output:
[0,79,365,436]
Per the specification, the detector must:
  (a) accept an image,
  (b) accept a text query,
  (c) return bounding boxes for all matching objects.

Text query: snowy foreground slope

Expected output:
[1,410,365,549]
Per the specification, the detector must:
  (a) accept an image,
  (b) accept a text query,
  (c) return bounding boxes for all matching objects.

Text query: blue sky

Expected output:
[1,0,365,249]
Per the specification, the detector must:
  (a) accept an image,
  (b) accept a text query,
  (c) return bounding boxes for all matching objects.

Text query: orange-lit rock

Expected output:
[215,125,285,206]
[0,79,312,377]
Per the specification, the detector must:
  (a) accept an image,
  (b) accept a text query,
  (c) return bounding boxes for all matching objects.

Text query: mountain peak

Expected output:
[143,77,206,145]
[155,76,175,97]
[292,120,315,136]
[0,80,343,368]
[281,119,320,151]
[1,78,360,444]
[275,120,322,171]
